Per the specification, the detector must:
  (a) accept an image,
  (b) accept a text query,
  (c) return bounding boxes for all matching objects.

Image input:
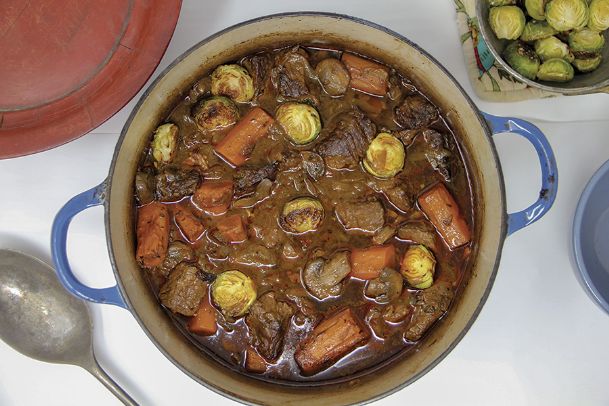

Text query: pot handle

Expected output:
[482,112,558,236]
[51,181,127,309]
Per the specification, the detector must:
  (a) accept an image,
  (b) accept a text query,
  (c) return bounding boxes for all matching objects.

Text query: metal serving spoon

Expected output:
[0,249,137,406]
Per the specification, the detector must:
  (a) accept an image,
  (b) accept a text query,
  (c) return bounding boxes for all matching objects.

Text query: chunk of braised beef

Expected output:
[335,199,384,233]
[422,129,452,181]
[159,263,207,316]
[270,47,315,99]
[241,53,272,96]
[404,282,454,342]
[154,168,200,201]
[234,163,278,199]
[245,292,295,361]
[160,241,195,277]
[397,220,437,251]
[394,95,438,130]
[316,107,376,169]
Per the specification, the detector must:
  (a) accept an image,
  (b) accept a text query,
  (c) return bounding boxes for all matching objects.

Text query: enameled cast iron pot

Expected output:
[51,13,558,405]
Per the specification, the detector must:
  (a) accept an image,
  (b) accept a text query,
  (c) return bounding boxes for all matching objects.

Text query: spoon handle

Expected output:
[85,356,138,406]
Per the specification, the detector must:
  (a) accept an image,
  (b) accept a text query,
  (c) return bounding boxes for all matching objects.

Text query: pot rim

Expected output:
[105,11,508,405]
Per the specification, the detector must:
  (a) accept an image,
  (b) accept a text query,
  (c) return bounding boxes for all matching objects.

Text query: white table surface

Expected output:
[1,1,609,405]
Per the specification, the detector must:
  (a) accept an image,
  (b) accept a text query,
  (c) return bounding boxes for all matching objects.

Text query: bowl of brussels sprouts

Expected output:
[477,0,609,94]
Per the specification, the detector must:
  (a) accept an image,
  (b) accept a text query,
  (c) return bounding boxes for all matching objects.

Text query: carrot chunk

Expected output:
[188,294,218,336]
[341,53,389,96]
[295,308,370,375]
[136,202,170,268]
[174,205,204,242]
[214,107,274,167]
[350,244,396,280]
[193,180,233,215]
[216,214,247,243]
[418,183,471,250]
[245,347,267,374]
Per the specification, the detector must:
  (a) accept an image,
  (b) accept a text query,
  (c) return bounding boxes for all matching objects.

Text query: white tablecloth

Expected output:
[1,1,608,405]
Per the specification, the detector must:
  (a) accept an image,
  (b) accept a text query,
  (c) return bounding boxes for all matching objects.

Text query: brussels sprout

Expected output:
[588,0,609,30]
[400,245,436,289]
[568,28,606,54]
[280,197,324,234]
[363,133,405,178]
[572,54,603,71]
[151,123,178,164]
[503,41,541,79]
[520,20,557,41]
[535,36,575,61]
[525,0,549,20]
[489,0,517,5]
[211,270,257,318]
[193,96,239,132]
[545,0,590,31]
[489,6,527,40]
[211,64,255,103]
[276,103,322,145]
[537,58,575,81]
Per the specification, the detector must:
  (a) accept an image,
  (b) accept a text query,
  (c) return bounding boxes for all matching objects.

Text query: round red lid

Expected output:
[0,0,181,159]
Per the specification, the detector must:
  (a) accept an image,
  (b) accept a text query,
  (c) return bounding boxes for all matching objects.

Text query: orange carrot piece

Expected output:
[341,53,389,96]
[174,205,204,242]
[136,202,170,268]
[214,107,274,167]
[193,180,233,215]
[245,347,267,374]
[216,214,247,243]
[350,245,396,280]
[418,183,471,250]
[188,294,217,336]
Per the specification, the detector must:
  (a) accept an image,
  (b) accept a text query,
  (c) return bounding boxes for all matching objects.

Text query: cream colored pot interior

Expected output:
[107,14,506,405]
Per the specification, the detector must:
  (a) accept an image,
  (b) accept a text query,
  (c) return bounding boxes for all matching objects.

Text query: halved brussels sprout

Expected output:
[280,197,324,234]
[276,103,322,145]
[193,96,239,132]
[211,64,255,103]
[363,133,406,178]
[151,123,178,164]
[520,20,557,41]
[572,54,603,71]
[537,58,575,81]
[525,0,549,20]
[588,0,609,30]
[400,245,436,289]
[568,28,606,53]
[545,0,590,31]
[211,270,257,318]
[503,41,541,80]
[535,36,575,61]
[489,0,517,5]
[489,6,527,40]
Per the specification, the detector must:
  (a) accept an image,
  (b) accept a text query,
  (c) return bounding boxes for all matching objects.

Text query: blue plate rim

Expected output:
[573,158,609,315]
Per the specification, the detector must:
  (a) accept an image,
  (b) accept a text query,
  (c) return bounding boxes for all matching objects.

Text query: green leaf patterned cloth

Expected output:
[455,0,557,101]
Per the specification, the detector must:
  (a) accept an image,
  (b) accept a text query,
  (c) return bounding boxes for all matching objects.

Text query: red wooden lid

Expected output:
[0,0,181,159]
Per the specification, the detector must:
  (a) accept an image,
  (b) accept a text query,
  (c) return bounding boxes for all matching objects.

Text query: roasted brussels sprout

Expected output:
[489,6,527,40]
[545,0,590,31]
[568,28,606,54]
[193,96,239,132]
[535,36,575,61]
[489,0,517,5]
[363,133,405,178]
[525,0,549,20]
[572,54,603,71]
[520,20,557,41]
[151,123,178,164]
[537,58,575,81]
[588,0,609,30]
[211,64,255,103]
[400,245,436,289]
[276,102,322,145]
[280,197,324,234]
[211,270,257,318]
[503,41,541,79]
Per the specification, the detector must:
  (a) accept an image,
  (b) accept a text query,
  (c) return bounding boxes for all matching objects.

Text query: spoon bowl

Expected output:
[0,249,136,405]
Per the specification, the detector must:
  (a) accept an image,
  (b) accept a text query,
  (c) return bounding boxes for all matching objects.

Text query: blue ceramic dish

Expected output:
[573,159,609,315]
